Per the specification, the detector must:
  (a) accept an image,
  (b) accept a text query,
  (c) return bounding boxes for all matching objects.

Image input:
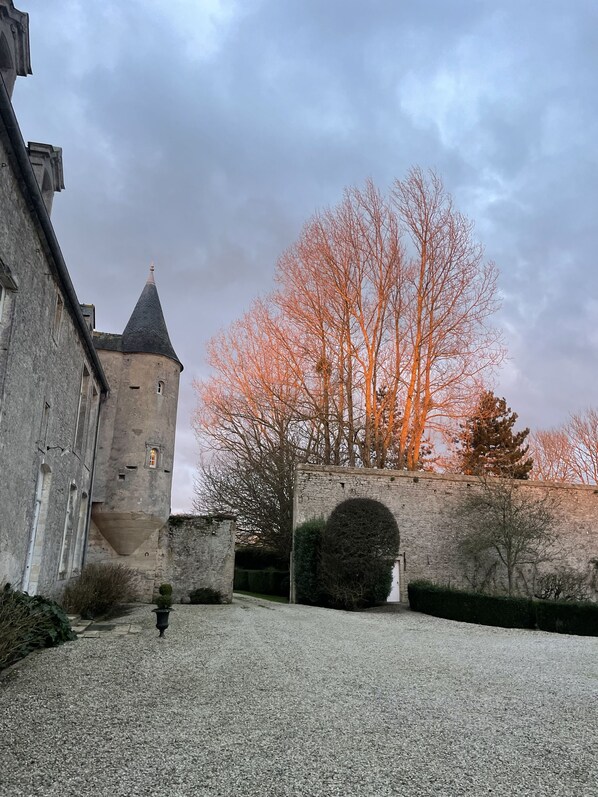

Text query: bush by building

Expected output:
[61,563,139,619]
[189,587,223,604]
[0,584,76,671]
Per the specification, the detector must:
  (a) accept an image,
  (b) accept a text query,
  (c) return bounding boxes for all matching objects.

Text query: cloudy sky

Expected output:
[12,0,598,510]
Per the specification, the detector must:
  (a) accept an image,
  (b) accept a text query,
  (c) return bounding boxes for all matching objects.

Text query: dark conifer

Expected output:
[458,390,533,479]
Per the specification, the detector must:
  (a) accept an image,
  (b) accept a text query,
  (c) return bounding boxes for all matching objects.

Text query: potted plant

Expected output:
[152,583,173,637]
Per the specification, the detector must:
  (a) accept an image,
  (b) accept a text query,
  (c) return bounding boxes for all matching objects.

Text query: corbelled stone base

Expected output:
[86,514,236,602]
[91,509,166,555]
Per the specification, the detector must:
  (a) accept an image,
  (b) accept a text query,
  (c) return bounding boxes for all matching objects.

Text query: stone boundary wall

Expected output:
[154,514,236,604]
[293,465,598,603]
[86,513,236,603]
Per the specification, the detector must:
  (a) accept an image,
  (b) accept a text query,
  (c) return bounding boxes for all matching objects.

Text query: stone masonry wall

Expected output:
[87,513,236,604]
[154,515,236,604]
[293,465,598,602]
[0,124,102,595]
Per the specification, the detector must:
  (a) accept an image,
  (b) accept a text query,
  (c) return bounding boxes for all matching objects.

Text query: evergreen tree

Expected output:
[458,391,533,479]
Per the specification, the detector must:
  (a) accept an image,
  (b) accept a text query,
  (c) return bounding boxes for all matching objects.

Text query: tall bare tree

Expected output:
[194,170,504,551]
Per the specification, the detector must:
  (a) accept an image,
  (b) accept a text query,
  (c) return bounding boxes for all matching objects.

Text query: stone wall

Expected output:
[0,111,104,596]
[87,513,236,604]
[154,514,236,604]
[293,465,598,602]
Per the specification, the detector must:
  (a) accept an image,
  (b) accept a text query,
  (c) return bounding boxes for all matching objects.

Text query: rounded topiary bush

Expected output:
[320,498,399,611]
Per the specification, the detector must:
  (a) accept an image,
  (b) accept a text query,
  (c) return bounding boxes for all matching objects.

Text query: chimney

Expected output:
[27,142,65,216]
[0,1,31,99]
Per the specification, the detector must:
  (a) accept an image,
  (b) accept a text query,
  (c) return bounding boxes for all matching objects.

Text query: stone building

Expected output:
[0,1,237,603]
[0,1,108,595]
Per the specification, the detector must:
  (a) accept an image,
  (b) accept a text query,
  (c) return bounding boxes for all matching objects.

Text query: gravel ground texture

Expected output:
[1,595,597,797]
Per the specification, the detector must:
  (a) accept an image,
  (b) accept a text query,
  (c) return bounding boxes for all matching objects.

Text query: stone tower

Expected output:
[91,265,182,555]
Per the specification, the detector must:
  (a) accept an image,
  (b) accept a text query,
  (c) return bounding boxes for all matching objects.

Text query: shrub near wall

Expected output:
[0,585,76,671]
[408,582,536,629]
[320,498,399,611]
[234,569,290,597]
[535,600,598,636]
[293,519,325,605]
[408,581,598,636]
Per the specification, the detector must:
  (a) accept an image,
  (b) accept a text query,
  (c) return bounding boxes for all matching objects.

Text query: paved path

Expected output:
[1,595,597,797]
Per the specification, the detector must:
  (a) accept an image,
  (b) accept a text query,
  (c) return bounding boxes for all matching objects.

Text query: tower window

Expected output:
[157,380,164,395]
[148,448,159,468]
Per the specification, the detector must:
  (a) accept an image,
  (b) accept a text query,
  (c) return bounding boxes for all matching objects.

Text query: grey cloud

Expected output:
[14,0,598,506]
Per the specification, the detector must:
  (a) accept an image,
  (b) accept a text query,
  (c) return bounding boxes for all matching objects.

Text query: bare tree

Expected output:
[392,168,504,468]
[530,407,598,484]
[457,477,559,596]
[529,429,576,482]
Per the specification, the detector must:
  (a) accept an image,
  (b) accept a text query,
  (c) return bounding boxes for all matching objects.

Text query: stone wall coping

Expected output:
[296,464,598,494]
[168,512,236,521]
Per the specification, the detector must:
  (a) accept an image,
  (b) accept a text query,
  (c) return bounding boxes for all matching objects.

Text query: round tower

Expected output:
[92,265,182,555]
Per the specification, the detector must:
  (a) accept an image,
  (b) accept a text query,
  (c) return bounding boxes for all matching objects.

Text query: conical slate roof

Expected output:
[121,266,182,369]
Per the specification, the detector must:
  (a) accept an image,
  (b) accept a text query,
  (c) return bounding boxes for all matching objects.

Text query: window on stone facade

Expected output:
[148,447,159,468]
[22,464,52,596]
[58,483,78,579]
[71,492,88,576]
[52,292,64,341]
[74,367,90,453]
[0,257,17,326]
[157,380,164,395]
[83,384,99,467]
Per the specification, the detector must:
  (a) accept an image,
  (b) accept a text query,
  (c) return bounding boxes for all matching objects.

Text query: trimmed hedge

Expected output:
[408,582,535,629]
[233,568,250,591]
[293,519,325,605]
[408,581,598,636]
[535,599,598,636]
[234,568,289,597]
[235,546,288,571]
[320,498,399,611]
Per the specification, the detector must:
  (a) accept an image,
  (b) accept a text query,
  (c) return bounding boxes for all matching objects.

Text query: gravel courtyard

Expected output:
[1,595,597,797]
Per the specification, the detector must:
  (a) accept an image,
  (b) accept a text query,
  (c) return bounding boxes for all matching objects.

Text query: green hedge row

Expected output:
[234,568,290,597]
[408,581,598,636]
[235,547,288,571]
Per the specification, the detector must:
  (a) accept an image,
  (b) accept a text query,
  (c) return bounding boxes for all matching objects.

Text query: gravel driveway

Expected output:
[1,595,597,797]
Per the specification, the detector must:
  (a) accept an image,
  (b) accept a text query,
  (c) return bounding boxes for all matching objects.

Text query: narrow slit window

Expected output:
[52,293,63,341]
[157,380,164,395]
[149,448,159,468]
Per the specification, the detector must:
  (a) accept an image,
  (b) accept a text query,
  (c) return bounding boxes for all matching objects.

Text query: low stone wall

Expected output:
[293,465,598,602]
[86,513,236,603]
[154,514,236,604]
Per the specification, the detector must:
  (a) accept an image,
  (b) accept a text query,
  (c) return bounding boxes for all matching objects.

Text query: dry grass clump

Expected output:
[62,563,139,619]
